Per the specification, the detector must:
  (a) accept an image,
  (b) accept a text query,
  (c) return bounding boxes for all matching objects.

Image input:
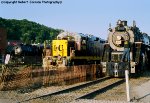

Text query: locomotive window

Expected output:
[62,37,68,40]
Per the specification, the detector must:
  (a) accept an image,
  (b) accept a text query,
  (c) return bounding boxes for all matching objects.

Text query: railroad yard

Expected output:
[1,19,150,103]
[0,70,150,103]
[1,0,150,101]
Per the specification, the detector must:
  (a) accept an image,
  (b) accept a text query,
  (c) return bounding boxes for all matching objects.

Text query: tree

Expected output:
[0,17,63,44]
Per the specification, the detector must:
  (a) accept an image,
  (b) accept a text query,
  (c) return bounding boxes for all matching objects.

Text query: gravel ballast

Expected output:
[0,71,150,103]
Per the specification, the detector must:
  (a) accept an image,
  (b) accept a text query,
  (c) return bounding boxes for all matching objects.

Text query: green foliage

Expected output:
[0,17,63,44]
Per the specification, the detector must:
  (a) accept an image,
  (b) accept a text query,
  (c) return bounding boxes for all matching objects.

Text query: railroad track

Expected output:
[76,78,125,99]
[19,77,125,103]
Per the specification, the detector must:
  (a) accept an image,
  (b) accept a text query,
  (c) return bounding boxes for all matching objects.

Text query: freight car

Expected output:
[6,44,43,64]
[101,20,150,77]
[43,31,105,67]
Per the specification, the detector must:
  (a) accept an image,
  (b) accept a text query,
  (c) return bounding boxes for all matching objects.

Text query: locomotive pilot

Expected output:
[121,40,130,62]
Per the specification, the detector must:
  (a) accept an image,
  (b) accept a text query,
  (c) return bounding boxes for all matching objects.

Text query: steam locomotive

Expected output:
[43,31,105,67]
[101,20,150,77]
[6,44,43,64]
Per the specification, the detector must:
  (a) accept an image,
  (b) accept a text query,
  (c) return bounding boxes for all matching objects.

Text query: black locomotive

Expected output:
[6,44,43,64]
[101,20,150,77]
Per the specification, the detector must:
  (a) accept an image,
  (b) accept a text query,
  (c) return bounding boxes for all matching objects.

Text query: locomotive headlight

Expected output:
[116,36,121,40]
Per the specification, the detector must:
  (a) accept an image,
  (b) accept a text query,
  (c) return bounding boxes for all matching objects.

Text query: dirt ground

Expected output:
[0,70,150,103]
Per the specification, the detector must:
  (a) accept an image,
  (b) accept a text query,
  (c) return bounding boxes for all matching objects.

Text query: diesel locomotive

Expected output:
[101,20,150,77]
[43,31,105,67]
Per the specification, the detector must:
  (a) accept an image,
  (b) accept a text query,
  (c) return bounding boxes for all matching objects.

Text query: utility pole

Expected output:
[125,70,130,102]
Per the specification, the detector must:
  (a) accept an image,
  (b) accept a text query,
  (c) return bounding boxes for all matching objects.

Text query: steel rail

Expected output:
[19,76,111,103]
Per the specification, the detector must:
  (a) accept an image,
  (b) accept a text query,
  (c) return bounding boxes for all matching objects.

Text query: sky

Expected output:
[0,0,150,39]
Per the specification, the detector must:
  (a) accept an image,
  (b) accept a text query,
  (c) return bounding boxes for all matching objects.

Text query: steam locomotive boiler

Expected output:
[43,31,105,67]
[101,20,150,77]
[6,44,43,64]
